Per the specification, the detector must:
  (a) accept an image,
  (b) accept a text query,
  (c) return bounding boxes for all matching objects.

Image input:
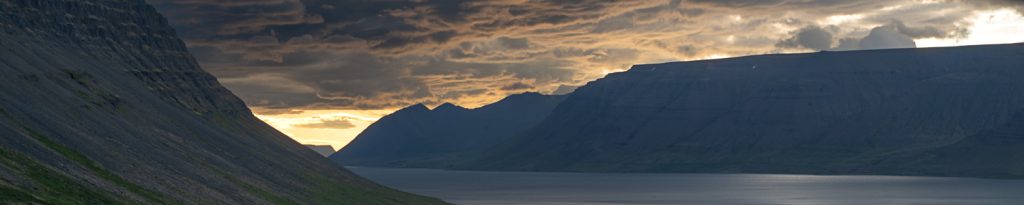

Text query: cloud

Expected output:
[500,82,535,91]
[777,26,835,50]
[148,0,322,38]
[776,20,968,51]
[147,0,1024,110]
[858,25,917,50]
[252,108,305,116]
[889,20,956,39]
[497,37,531,50]
[293,118,356,129]
[962,0,1024,14]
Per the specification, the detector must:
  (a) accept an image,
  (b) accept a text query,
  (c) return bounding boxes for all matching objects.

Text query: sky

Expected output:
[147,0,1024,150]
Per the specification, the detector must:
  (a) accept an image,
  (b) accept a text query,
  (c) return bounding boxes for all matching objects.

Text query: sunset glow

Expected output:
[253,109,397,150]
[148,1,1024,149]
[916,9,1024,48]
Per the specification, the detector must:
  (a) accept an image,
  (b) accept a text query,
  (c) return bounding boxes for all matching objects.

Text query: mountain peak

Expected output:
[496,92,546,102]
[432,102,467,112]
[332,90,566,168]
[405,103,431,111]
[510,92,544,97]
[477,92,566,112]
[391,103,430,116]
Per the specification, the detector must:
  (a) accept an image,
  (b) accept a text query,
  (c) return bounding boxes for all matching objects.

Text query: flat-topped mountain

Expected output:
[332,92,565,168]
[465,43,1024,178]
[0,0,444,204]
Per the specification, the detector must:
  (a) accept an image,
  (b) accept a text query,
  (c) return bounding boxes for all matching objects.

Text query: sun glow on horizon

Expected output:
[254,109,397,151]
[250,7,1024,152]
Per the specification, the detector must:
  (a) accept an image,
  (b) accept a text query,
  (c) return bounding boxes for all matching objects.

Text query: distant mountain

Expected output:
[331,92,565,168]
[305,145,337,157]
[465,43,1024,178]
[0,1,444,204]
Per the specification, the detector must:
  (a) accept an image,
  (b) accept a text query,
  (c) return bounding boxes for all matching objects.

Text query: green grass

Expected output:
[211,168,301,205]
[1,105,446,205]
[225,175,301,205]
[210,165,447,205]
[0,185,43,204]
[0,146,122,205]
[24,129,173,204]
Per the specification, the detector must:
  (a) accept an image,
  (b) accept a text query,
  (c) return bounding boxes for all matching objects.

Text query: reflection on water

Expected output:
[349,167,1024,205]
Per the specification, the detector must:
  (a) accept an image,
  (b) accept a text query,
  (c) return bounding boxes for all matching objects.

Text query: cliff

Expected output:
[0,0,445,204]
[466,43,1024,178]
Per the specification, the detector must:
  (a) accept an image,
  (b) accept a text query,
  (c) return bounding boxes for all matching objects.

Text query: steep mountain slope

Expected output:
[332,92,565,168]
[467,43,1024,178]
[871,109,1024,177]
[0,0,445,204]
[305,145,337,157]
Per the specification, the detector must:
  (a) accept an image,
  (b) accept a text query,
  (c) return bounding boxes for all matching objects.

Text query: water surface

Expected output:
[348,167,1024,205]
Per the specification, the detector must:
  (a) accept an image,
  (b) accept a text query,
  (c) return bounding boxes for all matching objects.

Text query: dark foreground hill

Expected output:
[0,0,445,204]
[461,43,1024,178]
[332,93,565,168]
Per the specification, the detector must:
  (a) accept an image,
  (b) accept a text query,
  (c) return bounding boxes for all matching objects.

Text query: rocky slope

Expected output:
[467,43,1024,178]
[332,92,565,168]
[0,0,445,204]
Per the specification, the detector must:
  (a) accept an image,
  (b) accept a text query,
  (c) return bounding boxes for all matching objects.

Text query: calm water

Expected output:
[348,167,1024,205]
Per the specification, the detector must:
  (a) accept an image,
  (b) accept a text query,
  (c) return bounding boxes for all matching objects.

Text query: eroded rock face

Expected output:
[0,0,445,204]
[0,0,244,115]
[332,92,565,168]
[468,44,1024,178]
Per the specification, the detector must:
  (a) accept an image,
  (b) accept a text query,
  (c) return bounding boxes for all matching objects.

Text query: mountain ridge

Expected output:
[0,0,446,204]
[331,92,566,168]
[459,42,1024,178]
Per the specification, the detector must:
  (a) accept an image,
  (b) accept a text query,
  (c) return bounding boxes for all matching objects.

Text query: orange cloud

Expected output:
[153,0,1023,111]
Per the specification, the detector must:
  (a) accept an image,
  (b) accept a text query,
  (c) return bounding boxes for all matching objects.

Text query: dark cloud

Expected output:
[252,109,305,116]
[675,45,699,57]
[962,0,1024,14]
[294,118,356,129]
[776,20,972,51]
[777,26,835,50]
[497,37,531,50]
[147,0,1023,110]
[148,0,323,38]
[500,82,535,91]
[889,20,954,38]
[686,0,885,14]
[687,0,789,7]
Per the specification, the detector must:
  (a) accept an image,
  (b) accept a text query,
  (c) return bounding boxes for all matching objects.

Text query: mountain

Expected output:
[305,145,336,157]
[466,43,1024,178]
[0,0,445,204]
[331,92,565,168]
